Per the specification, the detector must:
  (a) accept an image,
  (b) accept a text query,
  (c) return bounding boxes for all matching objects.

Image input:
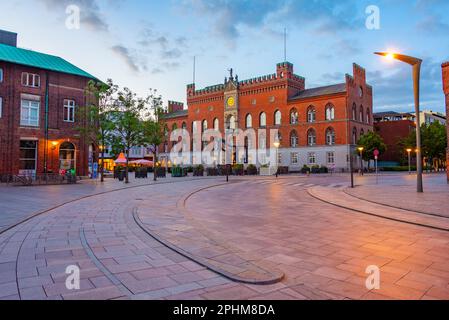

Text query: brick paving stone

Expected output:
[1,175,449,300]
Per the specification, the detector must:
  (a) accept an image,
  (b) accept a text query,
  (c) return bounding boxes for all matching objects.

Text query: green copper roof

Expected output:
[0,43,97,80]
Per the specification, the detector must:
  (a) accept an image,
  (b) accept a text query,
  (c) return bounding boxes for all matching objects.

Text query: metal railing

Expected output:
[0,173,77,186]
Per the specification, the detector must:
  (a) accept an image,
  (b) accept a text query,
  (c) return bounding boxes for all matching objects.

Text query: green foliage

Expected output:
[357,131,387,161]
[78,79,118,181]
[400,122,447,161]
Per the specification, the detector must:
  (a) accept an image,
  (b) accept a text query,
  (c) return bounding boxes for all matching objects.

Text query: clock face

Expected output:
[227,96,236,108]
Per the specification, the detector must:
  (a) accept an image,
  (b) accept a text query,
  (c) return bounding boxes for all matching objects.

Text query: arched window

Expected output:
[366,108,370,124]
[172,123,178,131]
[352,127,357,145]
[228,115,236,130]
[182,122,187,130]
[59,142,76,170]
[359,106,364,123]
[246,114,252,128]
[274,110,281,126]
[326,128,336,146]
[307,106,316,123]
[307,129,316,146]
[325,104,335,121]
[213,118,219,131]
[352,104,357,120]
[290,108,298,124]
[202,120,208,132]
[259,112,267,127]
[290,130,298,148]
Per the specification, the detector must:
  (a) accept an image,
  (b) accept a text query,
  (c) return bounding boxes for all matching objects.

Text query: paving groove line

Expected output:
[80,228,133,298]
[307,187,449,233]
[132,207,284,286]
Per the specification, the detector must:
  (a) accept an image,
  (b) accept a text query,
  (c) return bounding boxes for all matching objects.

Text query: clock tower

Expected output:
[224,68,239,130]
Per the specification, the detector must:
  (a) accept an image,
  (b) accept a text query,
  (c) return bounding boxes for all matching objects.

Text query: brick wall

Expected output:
[0,61,93,176]
[162,62,374,168]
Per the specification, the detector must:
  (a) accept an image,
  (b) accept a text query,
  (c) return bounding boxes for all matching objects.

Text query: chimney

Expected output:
[0,30,17,47]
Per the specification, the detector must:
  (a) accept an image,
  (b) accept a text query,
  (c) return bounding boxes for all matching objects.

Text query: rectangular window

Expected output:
[327,152,335,164]
[308,152,316,165]
[290,152,298,165]
[21,72,40,88]
[19,140,38,174]
[0,68,3,82]
[63,99,76,122]
[21,99,40,127]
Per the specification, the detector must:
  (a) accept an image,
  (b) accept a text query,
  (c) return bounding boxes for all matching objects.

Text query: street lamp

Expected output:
[406,148,412,174]
[358,147,364,176]
[273,139,280,178]
[375,52,424,193]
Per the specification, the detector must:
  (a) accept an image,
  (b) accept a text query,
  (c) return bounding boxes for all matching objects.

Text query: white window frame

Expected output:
[327,151,335,164]
[21,72,41,88]
[290,152,298,165]
[63,99,76,122]
[260,112,267,127]
[326,129,335,146]
[274,110,281,126]
[21,99,40,127]
[308,130,316,146]
[326,106,335,121]
[308,152,316,165]
[308,108,316,123]
[246,114,252,128]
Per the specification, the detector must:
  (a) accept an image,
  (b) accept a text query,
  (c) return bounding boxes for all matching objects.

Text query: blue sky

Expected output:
[1,0,448,113]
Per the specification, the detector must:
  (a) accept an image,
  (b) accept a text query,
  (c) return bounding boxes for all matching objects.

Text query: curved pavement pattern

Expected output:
[0,177,449,300]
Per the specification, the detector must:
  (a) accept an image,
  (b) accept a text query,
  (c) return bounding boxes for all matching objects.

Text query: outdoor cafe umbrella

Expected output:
[114,153,127,165]
[129,159,154,166]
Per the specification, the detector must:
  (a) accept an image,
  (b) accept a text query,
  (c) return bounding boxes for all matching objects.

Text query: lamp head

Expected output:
[358,147,364,152]
[374,52,422,66]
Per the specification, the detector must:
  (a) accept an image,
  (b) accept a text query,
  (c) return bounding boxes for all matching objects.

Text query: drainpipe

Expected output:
[43,72,49,174]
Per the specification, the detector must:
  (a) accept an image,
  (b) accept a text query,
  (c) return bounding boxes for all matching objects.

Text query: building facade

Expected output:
[0,31,98,177]
[443,62,449,181]
[162,62,373,171]
[374,112,416,166]
[413,110,446,127]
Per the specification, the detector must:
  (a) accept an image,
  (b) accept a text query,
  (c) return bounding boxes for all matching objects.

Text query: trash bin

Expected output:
[118,171,125,181]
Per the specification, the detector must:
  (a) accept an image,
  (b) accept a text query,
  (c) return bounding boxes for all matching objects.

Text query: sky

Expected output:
[1,0,448,113]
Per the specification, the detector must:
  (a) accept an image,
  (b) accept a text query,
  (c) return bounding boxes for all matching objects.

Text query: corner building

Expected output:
[162,62,373,171]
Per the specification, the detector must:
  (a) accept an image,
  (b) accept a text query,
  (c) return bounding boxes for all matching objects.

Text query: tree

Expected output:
[78,79,118,182]
[357,131,387,168]
[400,122,447,170]
[111,87,147,184]
[141,90,165,181]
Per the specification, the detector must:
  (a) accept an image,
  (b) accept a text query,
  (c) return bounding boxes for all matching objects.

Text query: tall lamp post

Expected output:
[273,139,280,178]
[358,147,364,176]
[375,52,424,193]
[406,148,412,174]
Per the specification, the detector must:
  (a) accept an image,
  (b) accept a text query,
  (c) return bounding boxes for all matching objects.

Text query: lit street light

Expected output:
[375,52,424,193]
[358,147,364,176]
[406,148,412,174]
